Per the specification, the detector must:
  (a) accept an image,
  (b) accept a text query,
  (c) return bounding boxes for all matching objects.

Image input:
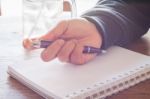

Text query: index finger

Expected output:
[40,20,69,41]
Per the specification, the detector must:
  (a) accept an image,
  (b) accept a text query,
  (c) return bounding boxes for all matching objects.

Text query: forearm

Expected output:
[81,0,150,49]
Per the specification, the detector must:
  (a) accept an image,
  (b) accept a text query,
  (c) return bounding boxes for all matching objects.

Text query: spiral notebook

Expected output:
[8,46,150,99]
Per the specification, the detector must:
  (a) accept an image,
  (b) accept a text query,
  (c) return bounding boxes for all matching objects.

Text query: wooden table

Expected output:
[0,16,150,99]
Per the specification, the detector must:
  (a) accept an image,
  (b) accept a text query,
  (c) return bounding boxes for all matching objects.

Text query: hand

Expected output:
[24,18,102,65]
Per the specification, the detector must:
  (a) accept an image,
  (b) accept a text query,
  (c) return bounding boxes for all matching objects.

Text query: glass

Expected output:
[23,0,77,39]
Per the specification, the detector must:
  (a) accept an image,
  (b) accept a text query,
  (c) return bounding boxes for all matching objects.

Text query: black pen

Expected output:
[32,40,105,54]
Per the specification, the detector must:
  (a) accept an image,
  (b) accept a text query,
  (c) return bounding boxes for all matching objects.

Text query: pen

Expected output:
[32,40,105,54]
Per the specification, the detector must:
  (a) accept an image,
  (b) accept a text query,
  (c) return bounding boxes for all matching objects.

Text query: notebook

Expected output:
[7,46,150,99]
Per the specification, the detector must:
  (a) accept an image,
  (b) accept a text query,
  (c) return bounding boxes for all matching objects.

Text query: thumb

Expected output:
[40,20,69,41]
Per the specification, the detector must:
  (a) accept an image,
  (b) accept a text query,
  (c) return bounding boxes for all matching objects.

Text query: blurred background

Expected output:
[1,0,98,17]
[0,0,99,35]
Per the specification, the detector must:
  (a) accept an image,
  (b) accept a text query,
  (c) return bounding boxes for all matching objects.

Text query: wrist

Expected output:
[81,18,103,48]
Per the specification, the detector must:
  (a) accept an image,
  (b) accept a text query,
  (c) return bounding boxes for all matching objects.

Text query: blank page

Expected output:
[8,46,150,99]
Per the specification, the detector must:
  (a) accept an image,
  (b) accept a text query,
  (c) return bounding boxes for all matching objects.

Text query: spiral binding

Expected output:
[64,64,150,99]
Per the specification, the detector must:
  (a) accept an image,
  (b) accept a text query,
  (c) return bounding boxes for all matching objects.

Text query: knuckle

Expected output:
[63,39,77,51]
[69,39,77,45]
[57,50,69,62]
[55,39,65,46]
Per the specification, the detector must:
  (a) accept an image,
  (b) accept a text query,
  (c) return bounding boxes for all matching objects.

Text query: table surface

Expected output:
[0,17,150,99]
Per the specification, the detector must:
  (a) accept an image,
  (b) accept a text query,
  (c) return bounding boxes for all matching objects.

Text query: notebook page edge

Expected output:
[7,65,63,99]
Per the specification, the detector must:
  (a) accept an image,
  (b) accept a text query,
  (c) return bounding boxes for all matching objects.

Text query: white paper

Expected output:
[8,46,150,99]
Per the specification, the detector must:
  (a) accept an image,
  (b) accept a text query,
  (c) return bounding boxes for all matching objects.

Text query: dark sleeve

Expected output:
[81,0,150,49]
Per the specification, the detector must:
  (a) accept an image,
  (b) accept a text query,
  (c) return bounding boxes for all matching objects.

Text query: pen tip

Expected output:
[23,38,33,50]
